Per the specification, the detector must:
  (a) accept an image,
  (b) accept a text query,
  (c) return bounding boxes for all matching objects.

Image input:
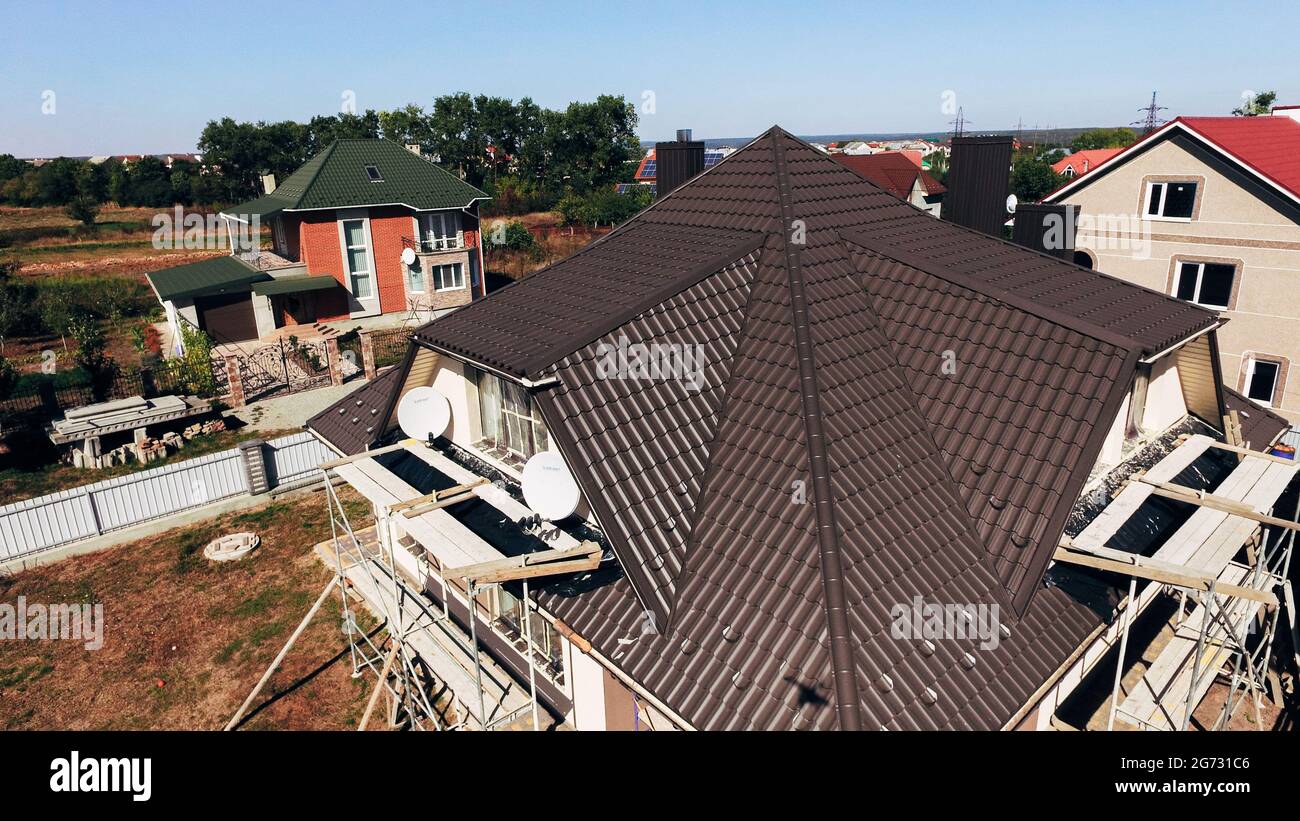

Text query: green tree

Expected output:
[124,156,174,207]
[1233,90,1277,116]
[68,312,119,401]
[1070,127,1137,152]
[379,104,433,151]
[1011,157,1064,202]
[39,288,74,352]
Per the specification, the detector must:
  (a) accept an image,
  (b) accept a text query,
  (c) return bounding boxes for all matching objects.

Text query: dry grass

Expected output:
[0,486,385,730]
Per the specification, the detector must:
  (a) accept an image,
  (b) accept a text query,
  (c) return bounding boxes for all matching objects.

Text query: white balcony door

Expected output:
[338,211,380,317]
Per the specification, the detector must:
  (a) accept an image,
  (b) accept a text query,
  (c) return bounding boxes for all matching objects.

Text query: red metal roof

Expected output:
[833,151,946,199]
[1051,148,1122,178]
[1178,115,1300,199]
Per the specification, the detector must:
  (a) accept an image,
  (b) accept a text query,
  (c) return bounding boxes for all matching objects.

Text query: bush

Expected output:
[485,219,537,251]
[557,185,651,227]
[65,195,100,226]
[0,354,16,400]
[158,323,219,397]
[68,312,119,401]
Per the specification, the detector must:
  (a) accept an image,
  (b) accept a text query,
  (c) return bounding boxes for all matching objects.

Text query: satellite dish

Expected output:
[397,386,450,442]
[400,246,417,266]
[521,451,581,521]
[1006,194,1018,214]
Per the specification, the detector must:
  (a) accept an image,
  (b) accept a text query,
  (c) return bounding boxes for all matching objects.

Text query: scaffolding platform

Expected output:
[316,530,535,730]
[1116,561,1276,730]
[1055,433,1299,731]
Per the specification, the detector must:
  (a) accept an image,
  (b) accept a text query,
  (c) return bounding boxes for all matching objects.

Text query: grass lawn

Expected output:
[0,485,383,730]
[0,425,299,504]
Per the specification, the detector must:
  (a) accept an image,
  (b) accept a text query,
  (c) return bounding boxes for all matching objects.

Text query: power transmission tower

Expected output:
[1134,91,1168,134]
[949,107,970,139]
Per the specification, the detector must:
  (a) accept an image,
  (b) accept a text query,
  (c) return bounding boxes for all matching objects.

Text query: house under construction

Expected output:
[241,126,1299,731]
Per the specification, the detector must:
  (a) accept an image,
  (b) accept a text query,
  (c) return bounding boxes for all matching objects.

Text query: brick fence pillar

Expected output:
[360,330,377,381]
[325,337,344,386]
[237,438,269,495]
[223,354,245,407]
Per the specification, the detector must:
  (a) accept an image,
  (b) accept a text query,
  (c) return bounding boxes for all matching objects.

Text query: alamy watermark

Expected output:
[595,335,706,392]
[151,207,259,253]
[0,596,104,651]
[1045,210,1152,260]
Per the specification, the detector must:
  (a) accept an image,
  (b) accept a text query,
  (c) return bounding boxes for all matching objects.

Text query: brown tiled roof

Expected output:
[305,366,404,455]
[408,126,1220,730]
[1223,386,1289,449]
[833,151,946,199]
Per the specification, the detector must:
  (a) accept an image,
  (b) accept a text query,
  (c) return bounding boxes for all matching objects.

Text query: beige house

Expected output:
[1045,108,1300,427]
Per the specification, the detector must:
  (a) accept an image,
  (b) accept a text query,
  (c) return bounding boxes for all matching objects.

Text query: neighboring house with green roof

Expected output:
[146,139,488,347]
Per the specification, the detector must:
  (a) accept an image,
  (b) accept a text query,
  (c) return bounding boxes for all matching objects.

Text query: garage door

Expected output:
[196,292,258,342]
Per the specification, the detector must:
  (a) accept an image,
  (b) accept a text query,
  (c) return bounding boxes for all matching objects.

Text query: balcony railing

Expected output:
[402,234,465,254]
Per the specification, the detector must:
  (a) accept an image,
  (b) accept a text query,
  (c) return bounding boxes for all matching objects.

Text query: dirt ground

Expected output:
[0,486,386,730]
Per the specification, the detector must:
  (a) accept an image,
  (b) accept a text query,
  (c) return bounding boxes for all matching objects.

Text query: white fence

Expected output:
[0,431,333,562]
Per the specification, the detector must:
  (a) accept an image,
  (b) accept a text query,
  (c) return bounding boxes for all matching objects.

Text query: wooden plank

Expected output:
[451,542,602,585]
[400,490,479,518]
[388,479,489,514]
[1052,547,1276,605]
[1145,484,1300,532]
[1070,435,1214,552]
[320,440,416,470]
[1205,440,1297,465]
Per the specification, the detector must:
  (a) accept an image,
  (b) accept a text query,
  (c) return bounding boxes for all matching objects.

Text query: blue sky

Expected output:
[1,0,1297,157]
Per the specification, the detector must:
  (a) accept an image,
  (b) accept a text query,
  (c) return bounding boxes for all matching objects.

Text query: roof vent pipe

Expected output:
[676,129,693,142]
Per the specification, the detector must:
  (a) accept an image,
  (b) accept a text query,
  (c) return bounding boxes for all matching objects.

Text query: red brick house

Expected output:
[147,139,489,345]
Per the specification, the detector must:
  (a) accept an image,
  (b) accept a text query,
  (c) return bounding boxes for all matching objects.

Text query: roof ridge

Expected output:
[837,226,1148,354]
[770,129,863,731]
[293,140,340,205]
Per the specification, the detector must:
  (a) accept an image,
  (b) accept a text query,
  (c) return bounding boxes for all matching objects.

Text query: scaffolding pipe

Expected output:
[1107,577,1138,731]
[225,576,339,731]
[524,578,540,731]
[468,580,487,729]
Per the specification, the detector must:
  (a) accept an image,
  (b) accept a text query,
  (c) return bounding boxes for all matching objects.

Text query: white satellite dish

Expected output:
[397,386,451,442]
[400,246,417,266]
[1006,194,1018,214]
[521,451,581,521]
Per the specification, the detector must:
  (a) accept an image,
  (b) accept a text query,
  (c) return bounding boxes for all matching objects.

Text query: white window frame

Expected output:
[1244,356,1281,408]
[1143,180,1198,222]
[336,209,380,317]
[432,262,465,292]
[418,211,463,252]
[1172,260,1235,310]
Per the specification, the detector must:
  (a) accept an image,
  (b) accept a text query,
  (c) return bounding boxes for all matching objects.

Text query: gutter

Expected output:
[415,340,560,389]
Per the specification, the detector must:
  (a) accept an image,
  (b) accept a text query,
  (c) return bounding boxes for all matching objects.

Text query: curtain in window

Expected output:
[475,367,501,446]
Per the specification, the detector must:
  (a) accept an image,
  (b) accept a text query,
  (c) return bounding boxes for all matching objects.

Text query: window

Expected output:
[341,219,374,299]
[472,366,548,461]
[1073,250,1093,269]
[365,165,383,182]
[406,263,424,293]
[419,211,462,251]
[1245,358,1281,406]
[1173,260,1235,310]
[433,263,464,291]
[1145,181,1197,219]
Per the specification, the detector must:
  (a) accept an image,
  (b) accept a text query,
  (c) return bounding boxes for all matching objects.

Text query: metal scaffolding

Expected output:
[1055,438,1300,731]
[226,440,599,731]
